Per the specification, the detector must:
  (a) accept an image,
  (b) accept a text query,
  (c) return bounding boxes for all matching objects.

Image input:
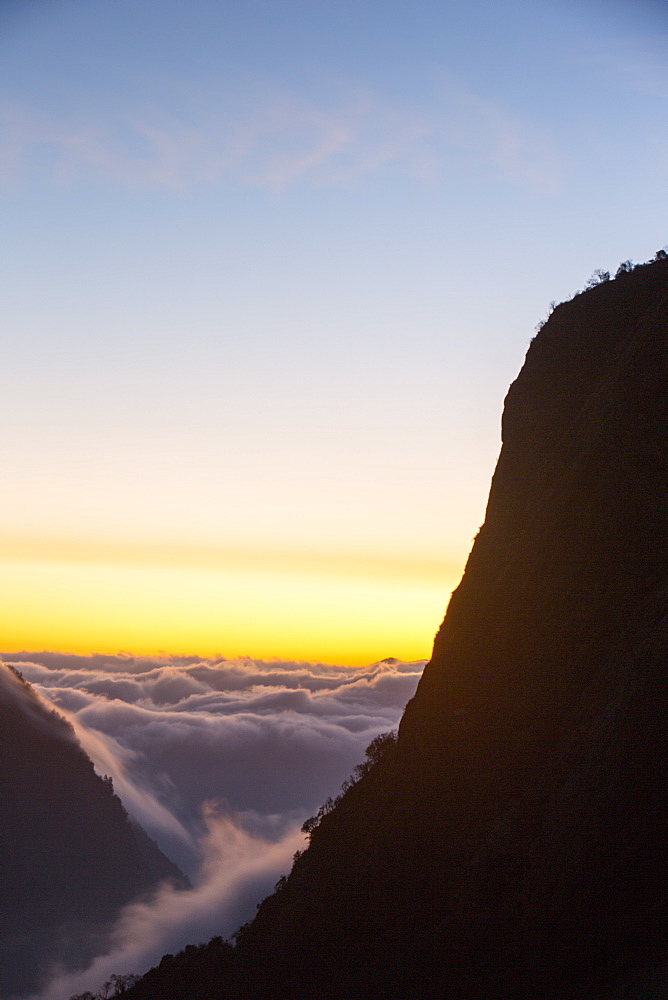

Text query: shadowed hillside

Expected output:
[0,664,186,998]
[125,255,668,999]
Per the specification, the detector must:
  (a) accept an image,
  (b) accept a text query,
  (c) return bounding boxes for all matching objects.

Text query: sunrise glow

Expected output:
[1,545,463,663]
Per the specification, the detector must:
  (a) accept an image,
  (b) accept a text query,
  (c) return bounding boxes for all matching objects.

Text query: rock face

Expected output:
[128,257,668,999]
[0,664,186,998]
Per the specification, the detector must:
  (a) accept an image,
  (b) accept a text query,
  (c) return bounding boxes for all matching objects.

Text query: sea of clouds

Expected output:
[3,651,424,998]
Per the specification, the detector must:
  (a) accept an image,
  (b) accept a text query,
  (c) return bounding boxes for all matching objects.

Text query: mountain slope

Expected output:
[128,256,668,999]
[0,664,186,998]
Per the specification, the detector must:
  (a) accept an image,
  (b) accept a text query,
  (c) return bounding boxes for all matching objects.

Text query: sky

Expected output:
[1,0,667,663]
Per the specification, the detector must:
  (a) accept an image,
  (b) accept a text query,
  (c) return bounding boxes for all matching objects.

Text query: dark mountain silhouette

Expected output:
[130,255,668,999]
[0,663,187,998]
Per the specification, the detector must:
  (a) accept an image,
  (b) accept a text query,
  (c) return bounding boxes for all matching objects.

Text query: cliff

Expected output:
[127,256,668,999]
[0,664,186,998]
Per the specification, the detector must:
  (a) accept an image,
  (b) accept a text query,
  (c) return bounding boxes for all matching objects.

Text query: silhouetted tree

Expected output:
[301,731,398,837]
[68,973,140,1000]
[301,795,339,838]
[353,729,398,779]
[109,974,141,995]
[585,269,610,288]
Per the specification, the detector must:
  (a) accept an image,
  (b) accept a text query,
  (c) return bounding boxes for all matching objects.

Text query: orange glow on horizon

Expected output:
[0,532,462,585]
[0,540,463,664]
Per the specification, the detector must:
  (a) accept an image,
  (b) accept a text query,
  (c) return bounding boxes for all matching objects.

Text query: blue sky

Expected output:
[1,0,666,660]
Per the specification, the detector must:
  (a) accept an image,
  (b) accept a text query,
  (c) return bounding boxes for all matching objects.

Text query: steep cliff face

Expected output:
[0,664,186,998]
[128,257,668,999]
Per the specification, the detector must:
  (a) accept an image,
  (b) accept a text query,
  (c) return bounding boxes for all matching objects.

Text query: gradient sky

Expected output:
[2,0,666,662]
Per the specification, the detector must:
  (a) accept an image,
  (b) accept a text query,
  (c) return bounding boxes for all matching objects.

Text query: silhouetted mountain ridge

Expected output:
[128,254,667,998]
[0,663,186,998]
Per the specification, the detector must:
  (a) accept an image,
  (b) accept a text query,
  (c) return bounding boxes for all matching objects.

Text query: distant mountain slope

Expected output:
[0,663,186,998]
[126,256,668,1000]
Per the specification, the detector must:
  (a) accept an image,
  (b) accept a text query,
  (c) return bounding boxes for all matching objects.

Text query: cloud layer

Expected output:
[4,650,423,996]
[5,651,423,873]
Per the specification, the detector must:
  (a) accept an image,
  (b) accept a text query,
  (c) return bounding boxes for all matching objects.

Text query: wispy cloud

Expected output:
[432,76,563,194]
[0,89,431,191]
[0,78,562,194]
